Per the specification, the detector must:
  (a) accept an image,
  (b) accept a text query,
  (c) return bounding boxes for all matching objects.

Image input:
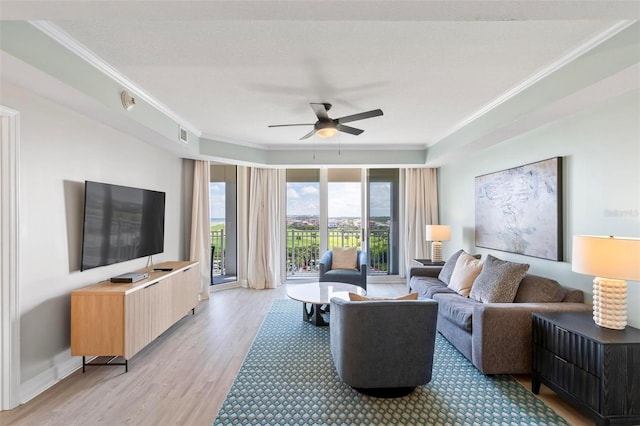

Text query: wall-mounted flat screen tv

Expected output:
[81,181,166,271]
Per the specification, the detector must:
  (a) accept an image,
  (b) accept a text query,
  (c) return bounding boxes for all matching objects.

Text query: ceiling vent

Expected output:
[179,127,188,143]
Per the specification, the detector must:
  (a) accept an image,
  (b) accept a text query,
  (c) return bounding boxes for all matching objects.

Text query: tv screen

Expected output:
[81,181,166,271]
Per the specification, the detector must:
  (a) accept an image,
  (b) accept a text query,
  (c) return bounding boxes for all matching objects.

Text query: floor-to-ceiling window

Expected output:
[286,169,320,277]
[210,164,237,284]
[327,168,363,250]
[284,168,399,278]
[367,169,400,275]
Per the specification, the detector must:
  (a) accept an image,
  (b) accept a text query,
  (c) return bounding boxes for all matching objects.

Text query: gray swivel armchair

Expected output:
[330,297,438,397]
[318,250,367,290]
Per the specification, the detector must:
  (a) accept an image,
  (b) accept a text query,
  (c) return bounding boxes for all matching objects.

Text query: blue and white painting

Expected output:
[475,157,563,261]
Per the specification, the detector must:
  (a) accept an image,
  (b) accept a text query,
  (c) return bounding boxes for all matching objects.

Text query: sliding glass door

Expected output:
[327,168,363,251]
[285,169,320,277]
[209,164,237,285]
[285,168,399,278]
[367,169,400,275]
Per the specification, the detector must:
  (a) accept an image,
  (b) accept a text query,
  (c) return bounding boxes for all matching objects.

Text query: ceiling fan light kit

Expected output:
[269,102,383,140]
[315,122,338,138]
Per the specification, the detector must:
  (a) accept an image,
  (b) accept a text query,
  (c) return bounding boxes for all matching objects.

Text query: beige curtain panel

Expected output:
[403,168,439,272]
[189,160,211,300]
[246,167,283,289]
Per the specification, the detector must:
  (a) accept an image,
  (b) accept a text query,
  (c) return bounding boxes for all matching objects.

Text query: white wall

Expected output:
[1,80,190,402]
[438,90,640,327]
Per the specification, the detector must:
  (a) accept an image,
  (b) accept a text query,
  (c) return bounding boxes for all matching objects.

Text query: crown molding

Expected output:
[28,20,202,137]
[431,20,637,146]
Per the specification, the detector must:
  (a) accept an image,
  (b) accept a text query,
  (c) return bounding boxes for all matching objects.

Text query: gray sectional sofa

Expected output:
[408,254,590,375]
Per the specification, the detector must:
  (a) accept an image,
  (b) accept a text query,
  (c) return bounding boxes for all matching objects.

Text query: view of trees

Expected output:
[211,221,389,276]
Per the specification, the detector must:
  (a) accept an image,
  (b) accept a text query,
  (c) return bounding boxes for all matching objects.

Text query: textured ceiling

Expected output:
[2,1,639,152]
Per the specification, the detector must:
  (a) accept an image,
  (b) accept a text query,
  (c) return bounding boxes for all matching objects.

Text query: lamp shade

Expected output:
[425,225,451,242]
[572,235,640,281]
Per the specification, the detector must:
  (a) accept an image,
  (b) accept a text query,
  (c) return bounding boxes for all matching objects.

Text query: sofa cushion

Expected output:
[514,274,568,303]
[322,269,360,280]
[469,255,529,303]
[437,249,464,285]
[433,293,480,332]
[563,288,585,303]
[331,246,358,270]
[448,252,483,297]
[410,276,457,299]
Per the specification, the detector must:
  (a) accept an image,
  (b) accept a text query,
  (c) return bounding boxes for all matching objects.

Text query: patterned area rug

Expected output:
[214,299,567,425]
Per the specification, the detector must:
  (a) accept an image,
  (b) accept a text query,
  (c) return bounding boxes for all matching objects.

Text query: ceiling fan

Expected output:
[268,103,383,140]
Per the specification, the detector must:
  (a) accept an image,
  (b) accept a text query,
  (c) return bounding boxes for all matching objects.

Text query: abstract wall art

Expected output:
[475,157,563,261]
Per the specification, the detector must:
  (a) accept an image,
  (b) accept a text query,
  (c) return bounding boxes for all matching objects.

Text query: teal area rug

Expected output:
[214,299,567,425]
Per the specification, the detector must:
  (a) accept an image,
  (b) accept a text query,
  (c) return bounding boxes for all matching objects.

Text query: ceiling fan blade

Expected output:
[337,124,364,136]
[268,123,314,128]
[337,109,383,124]
[300,129,317,140]
[310,103,330,120]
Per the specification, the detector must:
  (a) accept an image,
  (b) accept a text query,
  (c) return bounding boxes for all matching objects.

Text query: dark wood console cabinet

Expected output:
[532,311,640,426]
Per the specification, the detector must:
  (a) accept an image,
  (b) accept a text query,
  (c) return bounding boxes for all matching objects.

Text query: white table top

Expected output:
[287,282,366,305]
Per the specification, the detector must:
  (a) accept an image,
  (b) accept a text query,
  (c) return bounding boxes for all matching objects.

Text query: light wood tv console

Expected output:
[71,260,200,372]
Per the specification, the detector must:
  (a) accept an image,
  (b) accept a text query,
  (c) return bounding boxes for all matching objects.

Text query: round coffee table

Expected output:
[287,282,366,326]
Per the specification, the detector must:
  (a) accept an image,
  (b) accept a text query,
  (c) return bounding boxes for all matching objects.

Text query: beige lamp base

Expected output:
[431,241,443,263]
[592,277,627,330]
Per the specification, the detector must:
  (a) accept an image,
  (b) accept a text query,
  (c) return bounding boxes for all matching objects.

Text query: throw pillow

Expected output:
[331,247,358,270]
[348,292,419,301]
[469,255,530,303]
[438,249,464,285]
[513,275,568,303]
[447,252,483,297]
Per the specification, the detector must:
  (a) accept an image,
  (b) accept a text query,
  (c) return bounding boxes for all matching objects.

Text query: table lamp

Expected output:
[425,225,451,263]
[572,235,640,330]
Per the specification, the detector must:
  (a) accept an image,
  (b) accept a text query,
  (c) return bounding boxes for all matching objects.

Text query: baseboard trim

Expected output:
[210,281,241,292]
[19,355,82,405]
[367,275,405,284]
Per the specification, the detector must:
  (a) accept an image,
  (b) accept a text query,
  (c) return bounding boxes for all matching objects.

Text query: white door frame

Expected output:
[360,168,368,252]
[0,106,20,410]
[319,169,328,255]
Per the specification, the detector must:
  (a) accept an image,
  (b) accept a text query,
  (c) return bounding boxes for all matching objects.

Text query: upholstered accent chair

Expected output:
[318,249,367,290]
[330,297,438,397]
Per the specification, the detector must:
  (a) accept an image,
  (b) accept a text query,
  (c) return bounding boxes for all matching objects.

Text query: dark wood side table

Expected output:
[532,311,640,426]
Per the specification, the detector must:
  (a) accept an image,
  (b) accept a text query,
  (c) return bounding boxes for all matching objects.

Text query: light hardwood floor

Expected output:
[1,283,593,425]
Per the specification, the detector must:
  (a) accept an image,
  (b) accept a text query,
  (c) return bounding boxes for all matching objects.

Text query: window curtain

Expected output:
[189,160,211,300]
[237,166,249,288]
[240,167,283,289]
[402,168,438,276]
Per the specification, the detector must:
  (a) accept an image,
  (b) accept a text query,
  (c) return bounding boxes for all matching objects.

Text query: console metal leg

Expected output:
[81,356,128,372]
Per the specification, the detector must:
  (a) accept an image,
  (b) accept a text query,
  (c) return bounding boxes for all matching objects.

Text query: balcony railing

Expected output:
[211,227,390,278]
[368,229,390,274]
[210,229,225,275]
[287,229,320,276]
[287,228,390,277]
